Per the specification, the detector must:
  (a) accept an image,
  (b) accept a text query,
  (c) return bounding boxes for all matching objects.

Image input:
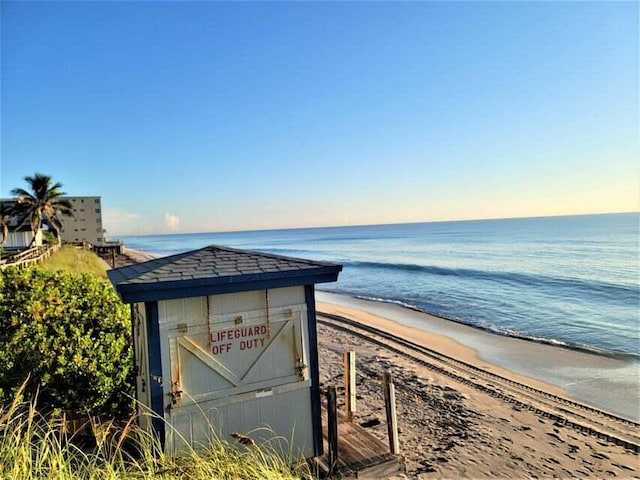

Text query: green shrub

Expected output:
[0,267,133,419]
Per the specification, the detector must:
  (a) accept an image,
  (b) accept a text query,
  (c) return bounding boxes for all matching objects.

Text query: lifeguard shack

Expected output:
[108,245,342,458]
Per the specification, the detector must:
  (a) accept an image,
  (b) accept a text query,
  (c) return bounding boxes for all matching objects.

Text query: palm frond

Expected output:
[51,198,73,215]
[9,187,35,200]
[0,202,12,216]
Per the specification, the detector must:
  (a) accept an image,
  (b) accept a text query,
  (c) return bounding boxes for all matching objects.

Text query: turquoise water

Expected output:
[122,212,639,360]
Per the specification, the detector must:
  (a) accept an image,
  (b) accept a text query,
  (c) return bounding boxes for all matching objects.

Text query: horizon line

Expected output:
[113,210,639,238]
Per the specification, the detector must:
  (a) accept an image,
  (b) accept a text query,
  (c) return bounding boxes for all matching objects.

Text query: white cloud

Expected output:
[103,209,141,235]
[102,209,182,235]
[164,212,180,231]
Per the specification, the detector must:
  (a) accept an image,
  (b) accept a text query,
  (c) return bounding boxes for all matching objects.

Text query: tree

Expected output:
[0,202,10,246]
[10,173,73,246]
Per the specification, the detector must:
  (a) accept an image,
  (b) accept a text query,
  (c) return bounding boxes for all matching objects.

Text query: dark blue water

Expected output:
[121,213,639,359]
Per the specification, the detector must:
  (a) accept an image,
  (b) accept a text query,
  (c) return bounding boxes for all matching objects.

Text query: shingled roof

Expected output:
[108,245,342,303]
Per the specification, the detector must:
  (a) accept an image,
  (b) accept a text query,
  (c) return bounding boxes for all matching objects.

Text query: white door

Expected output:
[159,295,314,457]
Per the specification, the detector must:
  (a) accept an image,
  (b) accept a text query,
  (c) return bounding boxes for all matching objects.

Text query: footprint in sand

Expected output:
[591,452,610,460]
[546,432,564,443]
[360,418,381,428]
[611,463,635,472]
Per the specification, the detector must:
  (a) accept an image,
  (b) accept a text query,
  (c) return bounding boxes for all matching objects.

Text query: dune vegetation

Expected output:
[0,389,309,480]
[38,245,108,278]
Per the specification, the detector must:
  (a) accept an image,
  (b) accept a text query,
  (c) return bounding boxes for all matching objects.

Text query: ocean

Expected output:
[122,212,639,361]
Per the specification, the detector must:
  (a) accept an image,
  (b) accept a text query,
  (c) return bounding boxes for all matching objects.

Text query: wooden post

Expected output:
[343,350,356,422]
[327,386,339,470]
[111,248,116,268]
[383,371,400,454]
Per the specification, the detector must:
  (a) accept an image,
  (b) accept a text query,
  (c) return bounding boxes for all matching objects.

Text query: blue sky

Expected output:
[1,1,637,235]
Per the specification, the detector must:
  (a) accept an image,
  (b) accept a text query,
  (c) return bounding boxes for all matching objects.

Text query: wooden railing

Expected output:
[0,243,61,269]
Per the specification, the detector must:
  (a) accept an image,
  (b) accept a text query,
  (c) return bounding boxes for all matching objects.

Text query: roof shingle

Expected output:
[107,245,342,303]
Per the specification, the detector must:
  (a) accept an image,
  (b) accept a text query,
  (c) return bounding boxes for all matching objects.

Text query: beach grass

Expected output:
[38,245,108,278]
[0,389,309,480]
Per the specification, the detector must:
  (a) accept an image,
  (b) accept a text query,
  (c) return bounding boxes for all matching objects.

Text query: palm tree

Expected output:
[0,202,11,245]
[10,173,73,246]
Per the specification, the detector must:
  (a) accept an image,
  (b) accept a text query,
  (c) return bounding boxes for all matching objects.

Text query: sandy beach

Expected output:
[315,298,639,478]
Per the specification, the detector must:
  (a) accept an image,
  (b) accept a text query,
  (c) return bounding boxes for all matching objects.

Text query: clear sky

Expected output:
[1,1,638,235]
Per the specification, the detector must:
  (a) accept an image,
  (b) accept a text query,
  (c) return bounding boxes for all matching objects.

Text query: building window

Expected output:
[94,199,99,204]
[95,209,101,213]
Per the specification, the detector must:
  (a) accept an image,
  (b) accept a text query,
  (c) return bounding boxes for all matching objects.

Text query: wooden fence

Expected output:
[0,244,61,269]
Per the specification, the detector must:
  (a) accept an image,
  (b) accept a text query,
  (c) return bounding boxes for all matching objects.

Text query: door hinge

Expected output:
[169,381,183,405]
[296,357,308,380]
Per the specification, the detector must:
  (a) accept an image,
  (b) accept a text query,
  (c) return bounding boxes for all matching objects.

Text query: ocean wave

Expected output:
[295,234,402,244]
[260,247,322,256]
[335,292,640,361]
[344,261,639,300]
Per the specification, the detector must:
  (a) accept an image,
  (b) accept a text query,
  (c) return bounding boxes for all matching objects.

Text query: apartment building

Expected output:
[1,195,104,245]
[61,196,104,244]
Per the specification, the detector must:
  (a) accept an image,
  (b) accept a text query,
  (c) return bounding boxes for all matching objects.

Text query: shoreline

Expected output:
[316,291,640,421]
[342,292,637,362]
[316,297,567,398]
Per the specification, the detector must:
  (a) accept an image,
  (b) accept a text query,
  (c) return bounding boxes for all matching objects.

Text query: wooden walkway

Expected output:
[312,407,405,479]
